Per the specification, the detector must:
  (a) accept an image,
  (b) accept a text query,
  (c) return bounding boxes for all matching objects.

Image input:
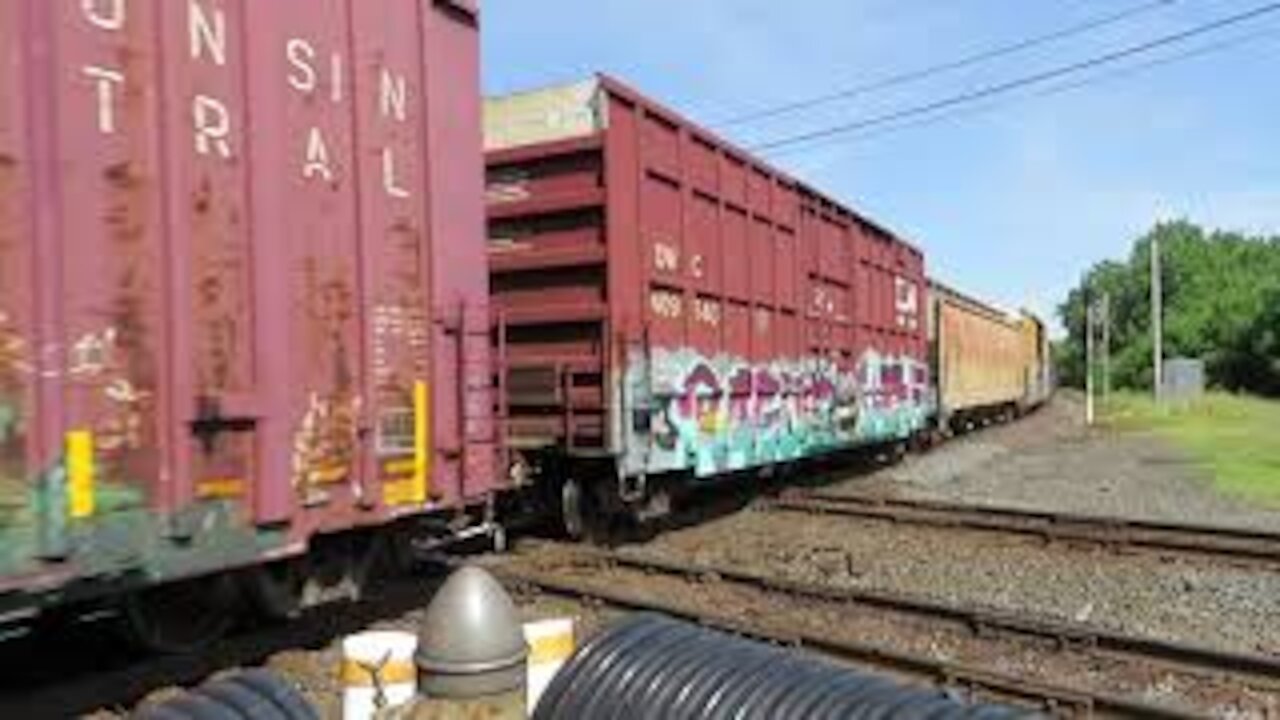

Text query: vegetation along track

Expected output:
[769,491,1280,570]
[498,541,1280,719]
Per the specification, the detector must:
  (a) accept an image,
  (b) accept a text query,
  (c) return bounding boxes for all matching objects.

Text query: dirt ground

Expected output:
[850,392,1280,530]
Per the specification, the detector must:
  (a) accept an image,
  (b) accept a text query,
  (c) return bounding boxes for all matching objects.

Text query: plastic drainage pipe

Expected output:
[533,614,1036,720]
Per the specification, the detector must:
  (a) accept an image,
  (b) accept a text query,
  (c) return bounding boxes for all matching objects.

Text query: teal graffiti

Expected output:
[624,347,931,479]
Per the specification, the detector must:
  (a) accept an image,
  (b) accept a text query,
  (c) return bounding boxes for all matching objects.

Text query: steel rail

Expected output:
[498,544,1273,718]
[598,549,1280,683]
[769,492,1280,568]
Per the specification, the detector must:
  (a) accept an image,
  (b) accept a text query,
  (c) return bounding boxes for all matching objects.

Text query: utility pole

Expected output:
[1085,297,1095,426]
[1101,292,1111,409]
[1151,236,1163,401]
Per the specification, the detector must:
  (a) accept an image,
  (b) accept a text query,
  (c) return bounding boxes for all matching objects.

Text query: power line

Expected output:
[750,2,1280,153]
[765,25,1280,157]
[716,0,1179,128]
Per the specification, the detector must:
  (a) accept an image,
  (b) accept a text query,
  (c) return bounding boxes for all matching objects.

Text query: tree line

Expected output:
[1056,221,1280,397]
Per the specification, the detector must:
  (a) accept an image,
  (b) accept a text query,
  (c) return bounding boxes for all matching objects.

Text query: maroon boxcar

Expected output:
[0,0,494,643]
[485,76,929,530]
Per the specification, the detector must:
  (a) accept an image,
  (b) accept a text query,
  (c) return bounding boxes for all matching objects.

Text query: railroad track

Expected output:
[768,492,1280,569]
[498,541,1280,719]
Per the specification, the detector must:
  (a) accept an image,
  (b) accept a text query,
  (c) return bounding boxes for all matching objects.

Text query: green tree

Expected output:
[1057,221,1280,396]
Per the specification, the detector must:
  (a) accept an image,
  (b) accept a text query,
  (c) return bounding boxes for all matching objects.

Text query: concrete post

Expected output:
[378,566,528,720]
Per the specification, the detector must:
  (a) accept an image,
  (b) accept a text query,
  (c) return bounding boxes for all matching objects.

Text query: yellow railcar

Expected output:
[929,282,1051,431]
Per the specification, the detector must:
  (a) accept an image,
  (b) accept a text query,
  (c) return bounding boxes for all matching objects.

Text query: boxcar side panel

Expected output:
[0,0,37,580]
[0,0,490,609]
[936,294,1026,416]
[485,76,931,484]
[597,79,930,481]
[851,224,930,441]
[422,1,493,501]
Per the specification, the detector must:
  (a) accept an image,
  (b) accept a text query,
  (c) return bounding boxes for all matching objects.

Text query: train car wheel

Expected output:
[245,559,305,621]
[121,574,239,654]
[561,477,586,541]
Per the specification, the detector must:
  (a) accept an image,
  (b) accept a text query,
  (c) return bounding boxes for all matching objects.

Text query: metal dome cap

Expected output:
[415,565,529,699]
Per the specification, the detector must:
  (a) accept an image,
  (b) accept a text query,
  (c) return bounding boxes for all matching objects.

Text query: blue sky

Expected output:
[481,0,1280,334]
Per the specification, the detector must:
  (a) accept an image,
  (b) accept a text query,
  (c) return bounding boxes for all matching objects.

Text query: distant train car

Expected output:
[928,282,1050,432]
[485,76,931,534]
[0,0,496,648]
[1019,312,1055,409]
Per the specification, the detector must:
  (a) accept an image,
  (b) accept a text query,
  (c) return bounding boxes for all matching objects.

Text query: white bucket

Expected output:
[341,630,419,720]
[524,618,576,711]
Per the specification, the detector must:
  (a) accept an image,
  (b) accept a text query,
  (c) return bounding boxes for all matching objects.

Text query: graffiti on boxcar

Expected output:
[370,302,430,459]
[625,347,929,478]
[0,153,24,462]
[0,313,26,454]
[370,303,430,386]
[68,328,117,379]
[67,325,152,456]
[895,277,921,332]
[292,391,361,503]
[0,312,25,534]
[294,266,361,500]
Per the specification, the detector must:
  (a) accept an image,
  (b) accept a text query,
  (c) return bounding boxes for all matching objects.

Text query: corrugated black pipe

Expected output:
[534,614,1036,719]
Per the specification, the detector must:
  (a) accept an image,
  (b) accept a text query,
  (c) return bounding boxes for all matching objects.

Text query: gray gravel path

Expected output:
[646,509,1280,657]
[847,393,1280,531]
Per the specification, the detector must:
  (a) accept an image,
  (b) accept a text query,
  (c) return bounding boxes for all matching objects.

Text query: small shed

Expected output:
[1163,358,1206,401]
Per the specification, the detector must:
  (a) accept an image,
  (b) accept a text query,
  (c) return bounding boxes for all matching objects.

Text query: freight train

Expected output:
[484,77,1052,537]
[0,3,1049,649]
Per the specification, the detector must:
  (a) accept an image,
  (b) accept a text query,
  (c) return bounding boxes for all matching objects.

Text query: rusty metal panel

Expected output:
[419,0,492,502]
[350,0,435,509]
[750,306,776,363]
[747,167,771,216]
[818,214,848,284]
[722,208,750,301]
[690,295,720,357]
[776,227,799,312]
[642,175,682,288]
[721,155,747,209]
[774,183,800,231]
[246,0,367,523]
[1,0,489,600]
[686,193,720,296]
[724,301,750,360]
[750,218,774,305]
[0,0,35,571]
[687,136,718,196]
[41,0,170,536]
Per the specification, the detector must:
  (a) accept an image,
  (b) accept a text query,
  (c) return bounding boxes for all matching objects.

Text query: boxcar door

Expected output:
[245,1,369,532]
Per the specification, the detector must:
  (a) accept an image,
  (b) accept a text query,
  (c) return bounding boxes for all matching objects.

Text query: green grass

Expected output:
[1102,391,1280,507]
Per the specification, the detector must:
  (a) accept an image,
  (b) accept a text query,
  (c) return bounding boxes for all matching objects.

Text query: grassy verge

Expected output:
[1102,391,1280,506]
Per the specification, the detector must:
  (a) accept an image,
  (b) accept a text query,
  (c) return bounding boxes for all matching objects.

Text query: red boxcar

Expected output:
[0,0,494,636]
[485,76,928,523]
